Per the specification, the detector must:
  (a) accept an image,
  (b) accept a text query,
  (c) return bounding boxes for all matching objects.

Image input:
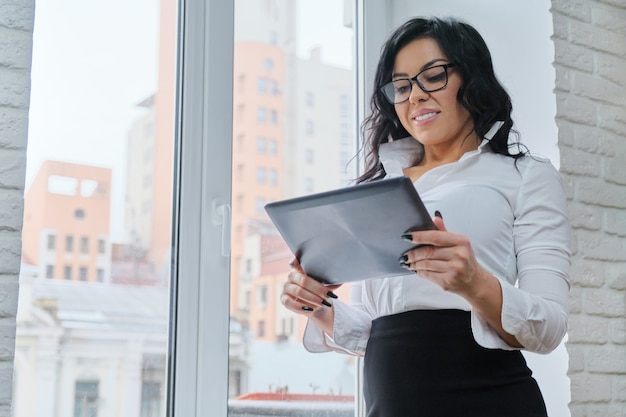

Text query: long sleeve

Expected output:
[471,158,571,353]
[303,282,373,356]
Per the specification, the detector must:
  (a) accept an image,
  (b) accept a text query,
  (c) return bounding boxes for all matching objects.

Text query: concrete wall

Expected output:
[0,0,34,415]
[552,0,626,415]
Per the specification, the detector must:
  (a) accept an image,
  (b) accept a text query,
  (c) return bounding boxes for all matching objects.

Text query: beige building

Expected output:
[21,161,112,283]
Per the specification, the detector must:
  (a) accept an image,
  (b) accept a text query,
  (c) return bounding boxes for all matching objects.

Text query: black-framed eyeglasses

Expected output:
[380,63,456,104]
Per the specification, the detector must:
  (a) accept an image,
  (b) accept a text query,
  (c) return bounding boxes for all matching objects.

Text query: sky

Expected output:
[26,1,568,415]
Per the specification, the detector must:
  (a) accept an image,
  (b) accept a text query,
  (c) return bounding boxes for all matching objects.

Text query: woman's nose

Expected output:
[408,80,429,103]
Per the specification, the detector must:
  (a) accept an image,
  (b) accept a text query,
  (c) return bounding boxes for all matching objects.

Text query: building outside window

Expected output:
[45,265,54,279]
[47,234,56,250]
[257,77,266,94]
[64,265,72,280]
[256,167,266,184]
[79,267,88,281]
[74,380,99,417]
[97,238,106,254]
[268,139,277,155]
[256,136,266,153]
[80,236,89,254]
[141,381,161,417]
[257,107,266,123]
[65,235,74,252]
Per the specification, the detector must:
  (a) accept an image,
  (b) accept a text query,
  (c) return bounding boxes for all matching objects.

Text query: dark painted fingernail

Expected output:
[401,233,413,242]
[435,210,443,219]
[326,291,338,299]
[400,262,411,269]
[398,254,408,263]
[302,306,314,311]
[321,300,332,308]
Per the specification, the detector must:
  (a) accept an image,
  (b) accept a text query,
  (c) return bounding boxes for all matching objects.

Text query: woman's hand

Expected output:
[280,258,341,313]
[402,214,522,348]
[400,215,491,299]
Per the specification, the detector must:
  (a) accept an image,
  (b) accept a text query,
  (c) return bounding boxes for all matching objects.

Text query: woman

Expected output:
[280,16,570,417]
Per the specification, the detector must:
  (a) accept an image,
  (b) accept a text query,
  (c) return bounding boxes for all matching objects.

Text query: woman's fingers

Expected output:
[281,265,337,313]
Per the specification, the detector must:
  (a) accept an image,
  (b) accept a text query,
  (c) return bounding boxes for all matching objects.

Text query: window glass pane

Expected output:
[230,0,356,415]
[15,0,177,416]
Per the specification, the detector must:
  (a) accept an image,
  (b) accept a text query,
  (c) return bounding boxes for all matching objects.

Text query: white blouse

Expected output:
[303,137,571,355]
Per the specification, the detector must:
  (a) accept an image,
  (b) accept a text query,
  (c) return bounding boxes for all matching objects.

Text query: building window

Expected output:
[80,237,89,254]
[141,381,161,417]
[47,234,56,250]
[79,267,88,281]
[74,209,85,219]
[305,120,314,134]
[65,235,74,252]
[45,265,54,279]
[257,107,266,123]
[255,198,266,214]
[256,137,266,153]
[268,139,277,155]
[270,109,277,125]
[263,58,273,71]
[306,92,314,107]
[269,169,277,186]
[64,266,72,280]
[257,77,266,94]
[74,380,99,417]
[258,285,268,305]
[305,148,314,164]
[258,320,266,337]
[340,93,350,117]
[270,80,279,95]
[256,167,266,184]
[305,178,314,193]
[98,238,106,254]
[97,268,105,282]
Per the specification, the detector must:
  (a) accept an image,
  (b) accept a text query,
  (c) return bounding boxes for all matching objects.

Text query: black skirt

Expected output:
[363,309,547,417]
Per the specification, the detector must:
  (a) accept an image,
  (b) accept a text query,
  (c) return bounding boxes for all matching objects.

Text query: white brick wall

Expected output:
[552,0,626,416]
[0,0,33,415]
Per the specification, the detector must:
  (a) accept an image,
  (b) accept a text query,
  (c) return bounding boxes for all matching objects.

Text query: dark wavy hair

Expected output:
[357,16,524,183]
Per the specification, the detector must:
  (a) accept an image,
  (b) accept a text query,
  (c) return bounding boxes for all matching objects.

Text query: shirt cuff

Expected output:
[302,300,371,356]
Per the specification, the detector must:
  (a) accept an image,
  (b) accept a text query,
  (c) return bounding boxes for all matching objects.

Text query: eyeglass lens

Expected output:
[382,65,450,104]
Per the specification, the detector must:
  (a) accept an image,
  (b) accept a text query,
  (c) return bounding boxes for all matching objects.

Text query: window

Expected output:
[305,148,314,164]
[64,266,72,280]
[80,237,89,254]
[263,58,274,71]
[255,197,265,214]
[141,381,161,417]
[270,109,277,125]
[256,107,266,123]
[97,268,104,282]
[97,238,106,254]
[65,235,74,252]
[268,139,277,155]
[269,169,277,185]
[74,209,85,219]
[79,267,88,281]
[340,93,349,116]
[258,320,266,337]
[256,167,266,184]
[74,381,99,417]
[256,137,266,153]
[45,265,54,279]
[305,120,314,134]
[305,177,314,193]
[270,80,279,95]
[257,77,266,94]
[47,234,56,250]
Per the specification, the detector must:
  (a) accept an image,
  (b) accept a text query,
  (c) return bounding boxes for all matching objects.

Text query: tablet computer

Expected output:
[264,176,436,285]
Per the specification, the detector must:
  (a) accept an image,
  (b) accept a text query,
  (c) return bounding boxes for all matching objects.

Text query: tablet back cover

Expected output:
[264,176,436,285]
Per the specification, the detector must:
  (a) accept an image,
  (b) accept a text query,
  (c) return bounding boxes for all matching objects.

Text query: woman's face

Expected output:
[392,37,474,149]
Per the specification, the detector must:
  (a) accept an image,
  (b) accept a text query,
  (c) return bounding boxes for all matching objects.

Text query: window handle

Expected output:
[212,199,231,257]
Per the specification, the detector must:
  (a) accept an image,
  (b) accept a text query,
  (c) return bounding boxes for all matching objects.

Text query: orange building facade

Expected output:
[22,160,112,283]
